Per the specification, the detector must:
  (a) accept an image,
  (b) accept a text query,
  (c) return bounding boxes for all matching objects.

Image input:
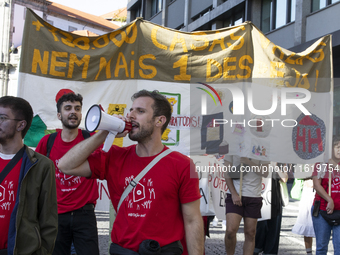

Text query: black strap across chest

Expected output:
[0,146,25,185]
[46,130,90,158]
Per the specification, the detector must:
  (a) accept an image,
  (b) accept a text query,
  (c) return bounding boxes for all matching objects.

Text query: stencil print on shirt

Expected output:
[124,175,156,218]
[332,173,340,190]
[55,159,82,191]
[0,180,16,217]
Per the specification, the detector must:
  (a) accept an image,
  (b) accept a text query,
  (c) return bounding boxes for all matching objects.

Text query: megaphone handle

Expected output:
[103,132,117,152]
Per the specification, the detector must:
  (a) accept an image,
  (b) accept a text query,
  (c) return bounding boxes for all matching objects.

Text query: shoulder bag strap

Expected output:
[46,130,90,158]
[328,168,332,196]
[117,149,173,212]
[0,146,25,185]
[46,132,58,158]
[81,130,91,139]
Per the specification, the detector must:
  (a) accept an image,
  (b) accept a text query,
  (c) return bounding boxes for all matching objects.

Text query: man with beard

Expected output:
[36,93,99,255]
[0,96,57,254]
[58,90,204,255]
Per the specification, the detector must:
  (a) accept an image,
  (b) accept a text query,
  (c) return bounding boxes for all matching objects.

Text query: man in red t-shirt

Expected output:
[0,96,57,254]
[58,90,204,255]
[36,93,99,255]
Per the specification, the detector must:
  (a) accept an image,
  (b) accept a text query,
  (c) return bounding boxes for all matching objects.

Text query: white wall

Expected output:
[9,3,114,97]
[45,15,110,36]
[12,4,43,48]
[12,4,113,48]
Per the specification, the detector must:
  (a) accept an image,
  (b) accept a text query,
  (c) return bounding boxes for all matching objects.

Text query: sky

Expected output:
[50,0,128,16]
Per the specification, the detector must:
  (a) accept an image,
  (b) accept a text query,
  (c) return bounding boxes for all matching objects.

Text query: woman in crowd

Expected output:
[292,178,315,254]
[312,136,340,255]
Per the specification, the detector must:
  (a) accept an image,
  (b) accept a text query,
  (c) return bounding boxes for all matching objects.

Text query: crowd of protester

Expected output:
[0,92,339,255]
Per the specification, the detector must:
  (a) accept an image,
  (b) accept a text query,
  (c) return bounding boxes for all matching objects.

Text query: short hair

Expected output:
[57,93,83,113]
[0,96,33,138]
[333,136,340,147]
[131,90,172,134]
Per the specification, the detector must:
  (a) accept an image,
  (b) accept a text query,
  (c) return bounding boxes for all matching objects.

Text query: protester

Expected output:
[36,93,99,255]
[292,178,315,255]
[312,136,340,255]
[253,163,288,255]
[224,156,269,255]
[0,96,57,254]
[58,90,204,255]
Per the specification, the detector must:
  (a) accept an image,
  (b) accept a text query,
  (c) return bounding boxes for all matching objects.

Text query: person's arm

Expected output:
[277,163,288,182]
[313,175,334,213]
[224,160,242,206]
[240,157,269,178]
[181,199,204,255]
[58,130,110,177]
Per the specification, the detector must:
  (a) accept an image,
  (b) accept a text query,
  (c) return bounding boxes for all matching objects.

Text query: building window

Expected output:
[151,0,162,16]
[261,0,272,33]
[234,10,244,25]
[131,3,142,20]
[133,6,141,19]
[312,0,340,12]
[68,26,77,32]
[261,0,296,33]
[222,9,244,27]
[136,7,141,18]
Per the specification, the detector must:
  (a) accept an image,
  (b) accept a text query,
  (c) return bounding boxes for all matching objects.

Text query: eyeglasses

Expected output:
[0,115,23,123]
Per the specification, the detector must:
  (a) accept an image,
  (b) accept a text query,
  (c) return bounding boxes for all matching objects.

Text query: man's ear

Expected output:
[155,116,166,128]
[17,120,27,132]
[57,112,61,120]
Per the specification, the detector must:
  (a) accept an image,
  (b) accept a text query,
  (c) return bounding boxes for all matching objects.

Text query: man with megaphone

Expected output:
[36,92,99,255]
[58,90,204,255]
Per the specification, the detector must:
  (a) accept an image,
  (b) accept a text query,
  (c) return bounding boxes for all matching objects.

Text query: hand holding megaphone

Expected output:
[85,105,132,152]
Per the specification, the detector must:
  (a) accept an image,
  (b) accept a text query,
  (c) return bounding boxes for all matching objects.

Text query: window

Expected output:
[261,0,295,33]
[223,18,231,28]
[131,3,142,20]
[234,11,243,26]
[262,0,272,33]
[222,9,244,27]
[276,0,287,28]
[312,0,339,12]
[134,6,141,19]
[291,0,296,22]
[68,26,77,32]
[151,0,162,16]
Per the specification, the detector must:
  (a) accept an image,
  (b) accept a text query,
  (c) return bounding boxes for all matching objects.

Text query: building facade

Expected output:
[0,0,119,96]
[127,0,340,135]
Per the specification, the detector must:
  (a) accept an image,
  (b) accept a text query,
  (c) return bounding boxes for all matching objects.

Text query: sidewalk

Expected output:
[95,199,334,255]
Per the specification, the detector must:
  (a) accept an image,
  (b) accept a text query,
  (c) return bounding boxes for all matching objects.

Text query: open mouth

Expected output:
[68,115,78,121]
[131,122,139,130]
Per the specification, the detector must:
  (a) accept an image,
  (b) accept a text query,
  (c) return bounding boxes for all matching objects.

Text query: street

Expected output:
[95,199,334,255]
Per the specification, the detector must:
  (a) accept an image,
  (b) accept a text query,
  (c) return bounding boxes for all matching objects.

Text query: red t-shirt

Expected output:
[313,162,340,211]
[88,145,201,254]
[0,154,22,249]
[36,130,98,214]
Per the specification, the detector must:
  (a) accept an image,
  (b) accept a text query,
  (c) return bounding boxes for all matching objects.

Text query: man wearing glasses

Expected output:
[0,96,57,255]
